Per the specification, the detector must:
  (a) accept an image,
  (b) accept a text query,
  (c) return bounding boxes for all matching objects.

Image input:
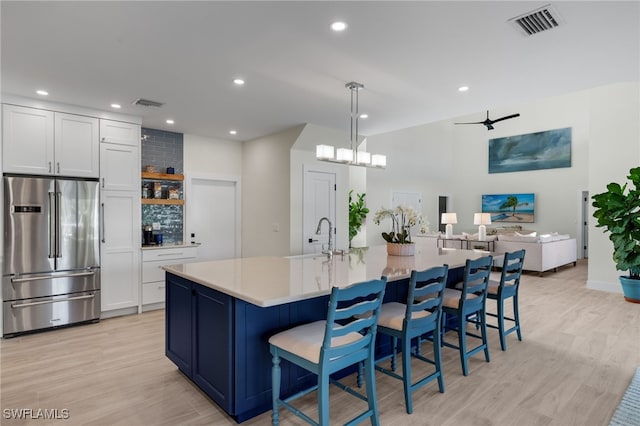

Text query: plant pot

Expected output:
[386,242,415,256]
[619,276,640,303]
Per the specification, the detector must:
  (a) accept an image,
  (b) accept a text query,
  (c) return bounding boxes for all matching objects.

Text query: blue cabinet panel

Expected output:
[165,274,193,375]
[193,285,233,412]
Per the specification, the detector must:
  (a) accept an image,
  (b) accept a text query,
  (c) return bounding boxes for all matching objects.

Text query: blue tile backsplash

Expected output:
[141,128,184,244]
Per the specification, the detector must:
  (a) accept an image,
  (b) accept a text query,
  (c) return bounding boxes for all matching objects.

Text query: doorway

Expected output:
[302,169,336,255]
[438,196,448,233]
[186,175,241,261]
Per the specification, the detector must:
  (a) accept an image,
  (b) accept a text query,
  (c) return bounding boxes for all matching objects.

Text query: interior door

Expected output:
[187,177,240,261]
[303,170,336,255]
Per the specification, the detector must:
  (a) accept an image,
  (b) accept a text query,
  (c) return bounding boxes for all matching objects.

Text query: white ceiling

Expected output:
[2,1,639,141]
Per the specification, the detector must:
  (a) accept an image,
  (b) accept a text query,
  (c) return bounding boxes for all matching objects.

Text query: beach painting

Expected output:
[488,127,571,174]
[482,193,535,223]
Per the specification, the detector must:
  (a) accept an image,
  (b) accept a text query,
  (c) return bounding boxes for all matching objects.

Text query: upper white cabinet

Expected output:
[100,133,140,191]
[3,105,54,175]
[2,104,99,177]
[100,119,139,146]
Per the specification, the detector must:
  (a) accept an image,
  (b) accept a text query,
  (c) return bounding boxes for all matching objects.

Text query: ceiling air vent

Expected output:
[508,4,562,36]
[132,98,164,107]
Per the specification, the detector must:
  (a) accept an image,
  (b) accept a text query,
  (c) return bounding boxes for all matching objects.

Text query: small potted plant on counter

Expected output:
[592,166,640,303]
[374,205,419,256]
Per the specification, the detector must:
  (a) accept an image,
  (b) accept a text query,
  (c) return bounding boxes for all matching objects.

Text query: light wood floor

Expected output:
[1,260,639,425]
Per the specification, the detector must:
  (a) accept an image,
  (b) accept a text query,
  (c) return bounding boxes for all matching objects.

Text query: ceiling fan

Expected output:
[455,110,521,130]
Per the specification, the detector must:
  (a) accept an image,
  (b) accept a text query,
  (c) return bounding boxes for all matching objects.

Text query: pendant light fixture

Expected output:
[316,82,386,169]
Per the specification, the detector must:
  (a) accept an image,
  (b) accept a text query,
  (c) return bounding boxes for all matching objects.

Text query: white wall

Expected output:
[242,125,303,257]
[365,120,455,245]
[587,82,640,293]
[183,133,242,176]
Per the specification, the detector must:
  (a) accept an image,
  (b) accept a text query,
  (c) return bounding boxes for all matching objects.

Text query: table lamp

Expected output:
[474,213,492,241]
[441,213,458,239]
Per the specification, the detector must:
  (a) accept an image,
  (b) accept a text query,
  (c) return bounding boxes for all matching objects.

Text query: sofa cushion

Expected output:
[498,234,539,243]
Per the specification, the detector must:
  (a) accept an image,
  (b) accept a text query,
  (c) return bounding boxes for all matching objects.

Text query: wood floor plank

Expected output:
[1,260,638,425]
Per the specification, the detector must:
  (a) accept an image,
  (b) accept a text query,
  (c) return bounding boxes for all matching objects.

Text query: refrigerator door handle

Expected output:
[11,293,95,308]
[10,270,96,283]
[101,202,106,243]
[56,191,62,258]
[48,191,56,258]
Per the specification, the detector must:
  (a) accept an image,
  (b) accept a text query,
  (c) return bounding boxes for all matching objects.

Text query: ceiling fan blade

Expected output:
[489,113,521,124]
[454,121,485,125]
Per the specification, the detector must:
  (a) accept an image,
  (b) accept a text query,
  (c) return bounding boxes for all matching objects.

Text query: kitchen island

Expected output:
[163,243,488,423]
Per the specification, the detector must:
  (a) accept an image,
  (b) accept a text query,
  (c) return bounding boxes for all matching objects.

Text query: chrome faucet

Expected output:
[316,217,333,258]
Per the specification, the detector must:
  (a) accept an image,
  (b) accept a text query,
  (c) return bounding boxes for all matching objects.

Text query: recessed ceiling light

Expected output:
[330,21,347,32]
[111,103,121,109]
[36,90,48,96]
[359,114,369,119]
[233,78,245,85]
[229,130,237,135]
[166,119,175,125]
[458,86,470,92]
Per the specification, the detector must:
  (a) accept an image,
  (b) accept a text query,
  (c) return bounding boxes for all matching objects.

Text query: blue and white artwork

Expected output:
[488,127,571,174]
[482,193,535,223]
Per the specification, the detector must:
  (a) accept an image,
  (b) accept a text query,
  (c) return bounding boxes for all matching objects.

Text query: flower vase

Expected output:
[386,242,415,256]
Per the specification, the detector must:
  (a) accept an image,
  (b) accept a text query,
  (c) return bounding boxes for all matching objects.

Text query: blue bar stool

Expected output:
[442,255,493,376]
[374,265,448,414]
[269,277,387,426]
[486,250,526,351]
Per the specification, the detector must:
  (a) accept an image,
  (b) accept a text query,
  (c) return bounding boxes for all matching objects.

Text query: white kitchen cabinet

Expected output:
[141,246,197,311]
[100,142,140,192]
[99,120,141,314]
[100,119,140,146]
[54,112,99,177]
[2,104,99,177]
[2,104,54,175]
[100,191,141,314]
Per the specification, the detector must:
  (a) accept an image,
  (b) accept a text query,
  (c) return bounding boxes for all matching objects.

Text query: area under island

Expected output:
[163,242,489,423]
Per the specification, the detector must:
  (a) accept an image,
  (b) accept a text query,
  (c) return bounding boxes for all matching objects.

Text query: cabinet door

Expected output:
[100,119,140,146]
[100,191,140,311]
[165,273,193,375]
[2,104,54,175]
[54,113,99,177]
[192,285,233,412]
[100,143,139,192]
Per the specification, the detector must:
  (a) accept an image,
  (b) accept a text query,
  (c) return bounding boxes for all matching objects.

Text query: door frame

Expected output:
[185,173,242,259]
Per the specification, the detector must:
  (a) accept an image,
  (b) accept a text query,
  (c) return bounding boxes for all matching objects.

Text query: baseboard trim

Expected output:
[587,279,622,294]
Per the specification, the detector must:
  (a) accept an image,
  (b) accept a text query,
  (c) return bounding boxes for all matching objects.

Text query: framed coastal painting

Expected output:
[488,127,571,174]
[482,193,535,223]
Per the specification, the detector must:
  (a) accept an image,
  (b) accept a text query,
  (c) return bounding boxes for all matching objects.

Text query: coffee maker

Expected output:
[143,224,154,246]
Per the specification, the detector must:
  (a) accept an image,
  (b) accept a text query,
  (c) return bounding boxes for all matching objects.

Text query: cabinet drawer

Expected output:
[142,246,197,262]
[142,281,165,305]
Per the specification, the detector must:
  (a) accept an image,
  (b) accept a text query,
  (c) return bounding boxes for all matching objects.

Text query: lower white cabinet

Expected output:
[141,246,198,311]
[101,191,141,314]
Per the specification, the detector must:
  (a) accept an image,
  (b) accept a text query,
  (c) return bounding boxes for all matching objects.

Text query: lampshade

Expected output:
[371,154,387,168]
[356,150,371,165]
[441,213,458,224]
[336,148,354,163]
[316,144,335,160]
[474,213,492,225]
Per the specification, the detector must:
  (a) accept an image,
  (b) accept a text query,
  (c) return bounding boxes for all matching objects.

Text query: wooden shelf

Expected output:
[141,172,184,181]
[141,199,185,205]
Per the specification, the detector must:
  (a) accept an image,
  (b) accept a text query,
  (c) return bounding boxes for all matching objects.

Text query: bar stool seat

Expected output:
[269,278,387,426]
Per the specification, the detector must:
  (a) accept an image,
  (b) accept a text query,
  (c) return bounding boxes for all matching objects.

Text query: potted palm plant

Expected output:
[592,166,640,303]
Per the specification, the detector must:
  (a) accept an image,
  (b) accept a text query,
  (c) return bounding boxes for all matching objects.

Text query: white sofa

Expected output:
[493,233,577,276]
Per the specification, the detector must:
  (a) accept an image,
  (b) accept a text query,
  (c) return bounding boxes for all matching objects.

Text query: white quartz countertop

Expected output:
[163,241,489,308]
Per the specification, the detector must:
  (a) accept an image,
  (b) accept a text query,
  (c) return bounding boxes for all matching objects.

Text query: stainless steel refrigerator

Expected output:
[3,175,100,336]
